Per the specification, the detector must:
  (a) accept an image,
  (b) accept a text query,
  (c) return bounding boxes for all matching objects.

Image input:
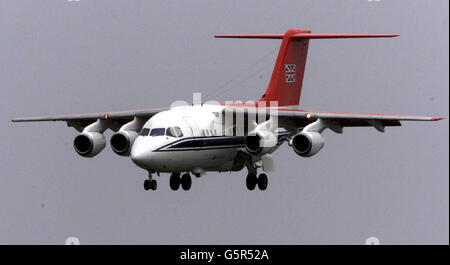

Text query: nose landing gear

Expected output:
[144,172,157,191]
[144,179,157,191]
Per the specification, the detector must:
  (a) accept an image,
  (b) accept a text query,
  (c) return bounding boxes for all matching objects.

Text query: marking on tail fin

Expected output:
[285,64,297,83]
[285,74,296,83]
[285,64,296,73]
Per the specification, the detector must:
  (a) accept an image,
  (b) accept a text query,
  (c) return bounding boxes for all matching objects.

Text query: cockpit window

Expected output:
[166,127,177,137]
[174,127,183,137]
[139,128,150,136]
[149,128,165,136]
[166,127,184,138]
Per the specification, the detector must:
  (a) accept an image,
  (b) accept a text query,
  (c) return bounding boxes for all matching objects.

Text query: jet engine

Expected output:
[73,132,106,157]
[110,130,139,156]
[290,131,324,157]
[244,129,277,155]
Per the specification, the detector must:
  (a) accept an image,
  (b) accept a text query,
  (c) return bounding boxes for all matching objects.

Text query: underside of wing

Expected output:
[219,105,443,158]
[276,108,442,131]
[222,106,443,133]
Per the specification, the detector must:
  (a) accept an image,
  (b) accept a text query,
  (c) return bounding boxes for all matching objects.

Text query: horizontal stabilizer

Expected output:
[216,28,398,108]
[215,33,398,39]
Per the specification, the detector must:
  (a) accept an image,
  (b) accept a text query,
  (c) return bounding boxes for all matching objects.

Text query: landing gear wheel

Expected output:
[170,173,180,191]
[181,173,192,191]
[257,173,268,190]
[246,174,257,191]
[150,179,157,190]
[144,179,151,191]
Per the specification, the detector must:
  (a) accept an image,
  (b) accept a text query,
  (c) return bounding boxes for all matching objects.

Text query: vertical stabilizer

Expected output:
[215,29,397,108]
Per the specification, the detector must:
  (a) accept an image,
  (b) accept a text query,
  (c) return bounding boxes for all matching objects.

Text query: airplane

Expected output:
[12,28,443,192]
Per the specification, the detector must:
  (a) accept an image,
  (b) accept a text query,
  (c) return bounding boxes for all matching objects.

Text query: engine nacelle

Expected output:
[73,132,106,157]
[290,131,324,157]
[244,129,277,155]
[110,131,139,156]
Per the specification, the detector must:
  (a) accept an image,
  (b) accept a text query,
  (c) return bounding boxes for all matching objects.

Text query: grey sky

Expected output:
[0,0,448,244]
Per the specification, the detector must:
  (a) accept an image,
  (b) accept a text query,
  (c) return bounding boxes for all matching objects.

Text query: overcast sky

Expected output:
[0,0,448,244]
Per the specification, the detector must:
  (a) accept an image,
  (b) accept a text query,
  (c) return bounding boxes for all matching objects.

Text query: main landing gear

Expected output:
[170,173,192,191]
[246,173,268,191]
[245,161,268,191]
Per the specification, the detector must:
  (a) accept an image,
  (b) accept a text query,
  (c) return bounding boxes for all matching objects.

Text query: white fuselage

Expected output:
[129,104,285,174]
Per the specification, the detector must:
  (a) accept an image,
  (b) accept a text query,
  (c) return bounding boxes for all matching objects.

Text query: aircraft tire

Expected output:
[150,179,157,190]
[257,173,268,190]
[170,173,181,191]
[144,179,151,191]
[181,173,192,191]
[246,174,257,191]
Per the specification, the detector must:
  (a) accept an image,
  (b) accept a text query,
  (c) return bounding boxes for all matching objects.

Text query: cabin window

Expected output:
[139,128,150,136]
[149,128,165,136]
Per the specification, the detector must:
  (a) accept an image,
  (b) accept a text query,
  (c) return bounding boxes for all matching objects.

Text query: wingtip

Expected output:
[11,117,26,122]
[431,117,444,121]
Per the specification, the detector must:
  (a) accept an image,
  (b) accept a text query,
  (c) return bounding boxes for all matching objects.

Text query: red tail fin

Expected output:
[259,28,310,108]
[215,29,397,108]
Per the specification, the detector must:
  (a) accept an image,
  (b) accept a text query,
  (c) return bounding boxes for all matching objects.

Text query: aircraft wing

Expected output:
[11,108,167,132]
[223,106,443,133]
[282,109,441,132]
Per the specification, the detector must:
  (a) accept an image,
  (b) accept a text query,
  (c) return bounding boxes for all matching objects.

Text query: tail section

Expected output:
[215,29,397,108]
[260,28,310,108]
